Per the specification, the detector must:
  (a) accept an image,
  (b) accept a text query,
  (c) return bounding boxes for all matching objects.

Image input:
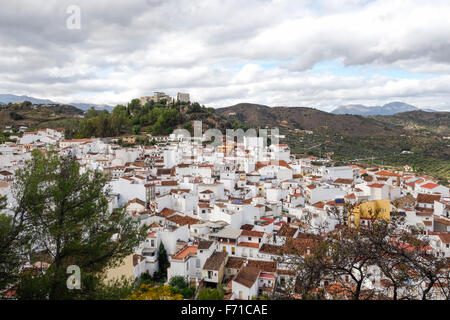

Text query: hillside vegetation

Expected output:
[216,103,405,135]
[0,101,83,129]
[370,110,450,135]
[1,100,448,181]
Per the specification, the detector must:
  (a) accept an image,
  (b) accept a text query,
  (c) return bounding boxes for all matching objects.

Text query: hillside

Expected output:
[216,103,404,135]
[370,110,450,135]
[0,94,55,105]
[0,94,113,111]
[0,103,84,130]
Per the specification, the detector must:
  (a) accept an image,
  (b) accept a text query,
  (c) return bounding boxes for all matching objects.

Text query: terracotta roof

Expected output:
[368,183,385,188]
[417,193,441,204]
[237,242,259,248]
[277,224,297,237]
[283,237,320,256]
[226,257,246,269]
[259,244,283,255]
[203,251,228,271]
[158,208,177,217]
[166,214,200,226]
[240,224,254,231]
[247,259,277,273]
[420,182,440,190]
[172,246,197,260]
[334,178,354,184]
[233,266,260,288]
[312,202,325,209]
[375,170,401,177]
[156,168,171,175]
[161,180,178,186]
[198,240,214,250]
[241,230,265,238]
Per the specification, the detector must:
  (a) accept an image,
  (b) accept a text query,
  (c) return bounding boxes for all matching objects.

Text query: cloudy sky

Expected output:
[1,0,450,111]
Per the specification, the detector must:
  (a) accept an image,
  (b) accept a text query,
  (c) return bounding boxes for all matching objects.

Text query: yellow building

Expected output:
[104,254,134,283]
[349,199,390,227]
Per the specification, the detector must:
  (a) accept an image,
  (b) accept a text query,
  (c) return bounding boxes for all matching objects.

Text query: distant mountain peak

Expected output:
[332,102,419,116]
[0,94,113,112]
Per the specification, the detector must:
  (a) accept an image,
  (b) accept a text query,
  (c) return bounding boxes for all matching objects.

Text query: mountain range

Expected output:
[216,103,449,136]
[331,101,436,115]
[0,94,114,112]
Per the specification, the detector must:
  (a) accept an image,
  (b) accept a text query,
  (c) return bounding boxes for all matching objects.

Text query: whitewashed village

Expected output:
[0,124,449,300]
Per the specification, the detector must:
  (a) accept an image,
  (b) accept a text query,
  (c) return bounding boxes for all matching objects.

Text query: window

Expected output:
[222,246,226,252]
[248,237,252,241]
[196,259,200,268]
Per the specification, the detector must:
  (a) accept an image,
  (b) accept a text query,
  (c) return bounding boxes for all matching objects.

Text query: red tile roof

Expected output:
[241,230,264,238]
[368,183,385,188]
[237,242,259,248]
[172,246,197,260]
[375,170,401,177]
[420,182,440,190]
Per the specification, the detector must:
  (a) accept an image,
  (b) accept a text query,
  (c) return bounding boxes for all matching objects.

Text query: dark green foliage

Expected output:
[9,111,24,120]
[152,243,169,283]
[169,276,188,290]
[197,286,224,300]
[11,150,147,299]
[0,195,30,291]
[132,125,141,135]
[86,107,102,119]
[169,276,195,299]
[74,100,181,138]
[187,102,204,114]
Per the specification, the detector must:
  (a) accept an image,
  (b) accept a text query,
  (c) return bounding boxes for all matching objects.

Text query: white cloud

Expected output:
[0,0,449,110]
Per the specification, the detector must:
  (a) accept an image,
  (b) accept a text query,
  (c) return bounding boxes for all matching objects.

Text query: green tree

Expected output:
[169,276,188,290]
[13,150,147,299]
[128,99,142,115]
[187,102,203,114]
[86,107,101,119]
[9,112,24,120]
[169,276,195,299]
[0,195,29,292]
[132,125,141,135]
[153,243,169,282]
[197,286,224,300]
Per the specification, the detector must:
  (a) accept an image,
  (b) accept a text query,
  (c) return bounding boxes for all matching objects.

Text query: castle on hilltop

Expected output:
[139,92,190,105]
